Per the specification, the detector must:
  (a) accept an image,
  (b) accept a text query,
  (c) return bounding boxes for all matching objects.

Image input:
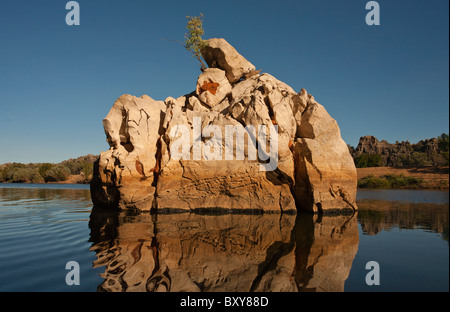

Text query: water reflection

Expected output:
[89,210,359,292]
[357,200,449,241]
[0,185,91,204]
[294,214,359,292]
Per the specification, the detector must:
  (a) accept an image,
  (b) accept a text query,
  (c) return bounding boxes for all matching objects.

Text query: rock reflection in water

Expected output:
[294,213,359,292]
[89,209,359,292]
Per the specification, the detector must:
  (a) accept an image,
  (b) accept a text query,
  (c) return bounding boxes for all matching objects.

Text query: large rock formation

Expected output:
[91,38,358,213]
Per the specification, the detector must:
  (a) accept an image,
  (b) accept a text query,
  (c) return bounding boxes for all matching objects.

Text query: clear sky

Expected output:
[0,0,448,164]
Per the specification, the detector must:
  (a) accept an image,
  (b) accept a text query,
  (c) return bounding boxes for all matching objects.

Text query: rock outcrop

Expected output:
[91,38,358,213]
[200,38,256,83]
[91,94,166,211]
[352,135,440,167]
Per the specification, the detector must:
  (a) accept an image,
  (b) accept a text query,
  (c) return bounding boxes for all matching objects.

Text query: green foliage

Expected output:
[384,174,423,187]
[0,168,7,182]
[441,152,449,165]
[427,150,448,167]
[358,174,424,189]
[438,133,449,165]
[354,154,383,168]
[44,165,71,182]
[358,175,391,188]
[438,133,449,153]
[347,144,355,154]
[63,158,92,175]
[1,163,27,182]
[184,13,208,71]
[38,163,53,178]
[0,155,97,184]
[81,162,93,182]
[12,168,44,183]
[401,152,431,167]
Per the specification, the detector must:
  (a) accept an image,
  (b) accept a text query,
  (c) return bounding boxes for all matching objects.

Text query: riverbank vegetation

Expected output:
[352,133,449,189]
[358,174,424,189]
[0,155,97,184]
[357,167,449,189]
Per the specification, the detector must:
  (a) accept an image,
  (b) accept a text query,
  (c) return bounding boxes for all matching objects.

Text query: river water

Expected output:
[0,184,448,292]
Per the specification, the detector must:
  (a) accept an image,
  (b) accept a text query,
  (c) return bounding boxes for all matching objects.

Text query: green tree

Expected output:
[409,152,431,167]
[438,133,449,165]
[81,162,93,182]
[11,168,44,183]
[29,169,44,183]
[438,133,449,152]
[44,165,71,182]
[347,144,355,154]
[354,154,383,168]
[38,163,53,178]
[0,168,6,182]
[184,13,208,71]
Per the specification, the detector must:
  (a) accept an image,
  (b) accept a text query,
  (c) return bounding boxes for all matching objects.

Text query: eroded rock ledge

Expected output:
[90,38,357,214]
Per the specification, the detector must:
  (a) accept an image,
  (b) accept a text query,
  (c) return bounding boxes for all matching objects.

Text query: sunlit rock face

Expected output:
[90,94,166,211]
[90,38,357,214]
[200,38,256,84]
[89,209,359,292]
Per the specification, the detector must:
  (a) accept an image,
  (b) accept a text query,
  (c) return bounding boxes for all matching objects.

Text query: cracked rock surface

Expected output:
[90,38,358,213]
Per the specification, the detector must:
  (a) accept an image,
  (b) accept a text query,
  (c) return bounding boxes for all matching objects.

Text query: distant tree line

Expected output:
[349,133,449,168]
[0,155,97,184]
[358,174,424,189]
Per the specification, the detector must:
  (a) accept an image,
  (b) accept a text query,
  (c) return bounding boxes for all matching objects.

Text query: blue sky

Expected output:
[0,0,448,163]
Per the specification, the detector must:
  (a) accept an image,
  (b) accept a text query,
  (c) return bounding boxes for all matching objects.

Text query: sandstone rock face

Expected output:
[90,94,166,211]
[201,38,256,83]
[293,101,358,213]
[196,68,232,108]
[91,38,357,213]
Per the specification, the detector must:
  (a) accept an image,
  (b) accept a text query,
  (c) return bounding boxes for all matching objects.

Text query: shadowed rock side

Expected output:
[89,209,359,292]
[90,37,357,213]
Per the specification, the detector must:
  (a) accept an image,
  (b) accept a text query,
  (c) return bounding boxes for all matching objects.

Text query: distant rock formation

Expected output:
[352,135,440,167]
[90,38,357,214]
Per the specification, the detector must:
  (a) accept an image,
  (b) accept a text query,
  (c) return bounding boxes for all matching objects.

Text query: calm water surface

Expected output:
[0,183,448,292]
